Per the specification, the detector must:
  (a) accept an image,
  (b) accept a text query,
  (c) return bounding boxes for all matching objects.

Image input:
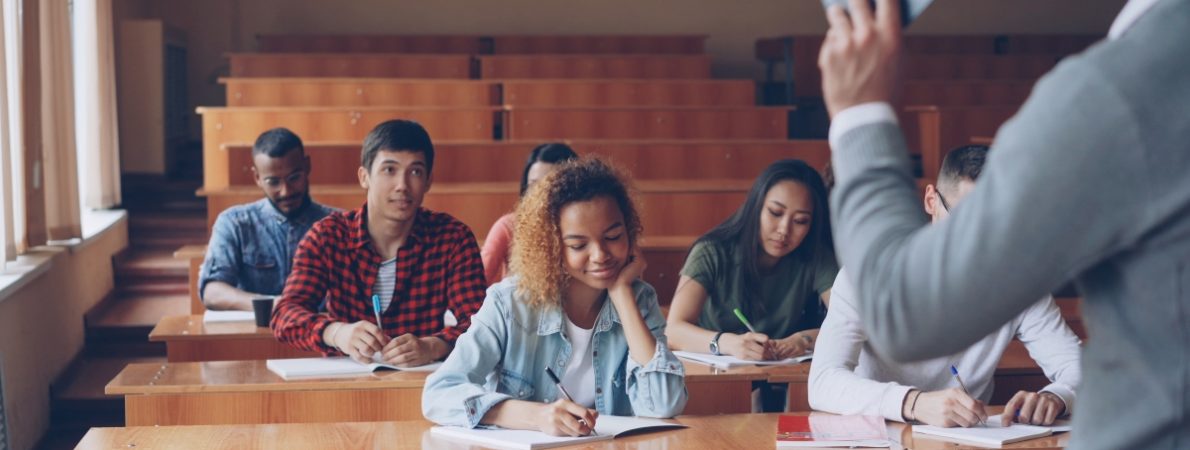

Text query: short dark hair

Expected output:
[520,143,579,196]
[938,145,990,191]
[252,127,304,158]
[360,120,435,173]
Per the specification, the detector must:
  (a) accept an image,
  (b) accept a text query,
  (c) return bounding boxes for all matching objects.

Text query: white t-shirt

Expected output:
[561,316,597,408]
[373,257,397,313]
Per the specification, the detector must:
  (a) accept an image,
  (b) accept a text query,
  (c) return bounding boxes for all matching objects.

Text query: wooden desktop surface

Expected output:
[148,315,319,362]
[77,409,1070,450]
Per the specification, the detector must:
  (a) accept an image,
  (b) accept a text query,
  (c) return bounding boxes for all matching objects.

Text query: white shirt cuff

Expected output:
[828,102,898,149]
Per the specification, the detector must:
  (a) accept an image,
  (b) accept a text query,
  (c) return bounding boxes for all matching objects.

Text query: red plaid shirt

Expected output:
[272,204,486,355]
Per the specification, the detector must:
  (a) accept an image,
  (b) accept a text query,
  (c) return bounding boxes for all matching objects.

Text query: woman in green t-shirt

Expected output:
[666,159,838,362]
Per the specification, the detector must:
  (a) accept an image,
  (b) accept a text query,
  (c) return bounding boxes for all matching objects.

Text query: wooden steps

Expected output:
[40,356,166,449]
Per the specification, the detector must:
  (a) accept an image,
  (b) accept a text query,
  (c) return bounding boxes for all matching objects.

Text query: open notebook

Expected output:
[430,416,686,450]
[266,356,441,380]
[912,416,1060,447]
[674,350,812,369]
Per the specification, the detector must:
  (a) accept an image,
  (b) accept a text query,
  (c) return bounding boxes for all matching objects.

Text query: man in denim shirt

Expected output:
[199,128,337,311]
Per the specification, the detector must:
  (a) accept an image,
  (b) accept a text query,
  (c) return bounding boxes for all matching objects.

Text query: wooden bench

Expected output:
[901,80,1035,107]
[226,53,473,78]
[500,79,754,107]
[215,139,830,188]
[504,107,791,140]
[220,78,500,107]
[256,34,486,54]
[478,55,712,79]
[901,105,1020,180]
[76,409,1070,450]
[199,180,750,238]
[198,106,501,191]
[491,35,707,54]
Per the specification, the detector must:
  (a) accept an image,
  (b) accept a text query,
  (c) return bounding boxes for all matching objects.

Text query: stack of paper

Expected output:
[674,350,812,369]
[430,416,686,450]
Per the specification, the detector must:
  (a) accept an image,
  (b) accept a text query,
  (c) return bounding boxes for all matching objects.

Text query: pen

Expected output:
[372,294,384,334]
[950,365,986,426]
[545,367,597,436]
[732,308,757,332]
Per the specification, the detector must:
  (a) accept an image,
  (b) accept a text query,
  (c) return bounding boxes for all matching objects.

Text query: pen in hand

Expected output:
[950,365,987,426]
[544,367,597,436]
[733,308,774,359]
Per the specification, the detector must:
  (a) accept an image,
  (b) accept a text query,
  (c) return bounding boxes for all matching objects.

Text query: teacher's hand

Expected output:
[818,0,904,117]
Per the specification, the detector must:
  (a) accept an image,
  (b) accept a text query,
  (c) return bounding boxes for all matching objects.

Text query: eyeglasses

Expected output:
[936,189,951,212]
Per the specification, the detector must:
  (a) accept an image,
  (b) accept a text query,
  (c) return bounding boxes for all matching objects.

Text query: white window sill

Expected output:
[0,208,127,303]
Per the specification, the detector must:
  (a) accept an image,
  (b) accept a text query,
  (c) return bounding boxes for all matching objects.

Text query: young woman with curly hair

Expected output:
[423,157,688,436]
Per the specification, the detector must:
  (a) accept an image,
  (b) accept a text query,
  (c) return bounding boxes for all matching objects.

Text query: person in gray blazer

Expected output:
[817,0,1188,449]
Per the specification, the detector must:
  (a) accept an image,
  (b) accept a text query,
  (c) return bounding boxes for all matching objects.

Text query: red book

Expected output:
[777,415,891,448]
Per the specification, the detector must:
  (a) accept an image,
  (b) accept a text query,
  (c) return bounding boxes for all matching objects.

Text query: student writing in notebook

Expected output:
[199,128,337,311]
[665,159,837,410]
[481,143,578,285]
[423,158,688,436]
[808,146,1082,428]
[272,120,486,367]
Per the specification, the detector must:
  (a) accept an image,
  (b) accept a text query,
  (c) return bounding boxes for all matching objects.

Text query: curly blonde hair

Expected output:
[509,157,643,309]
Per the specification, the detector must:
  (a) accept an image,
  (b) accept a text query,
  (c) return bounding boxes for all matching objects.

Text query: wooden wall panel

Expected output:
[492,35,706,54]
[256,34,485,53]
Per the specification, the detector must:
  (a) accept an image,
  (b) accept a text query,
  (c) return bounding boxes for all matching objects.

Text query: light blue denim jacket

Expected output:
[423,276,688,427]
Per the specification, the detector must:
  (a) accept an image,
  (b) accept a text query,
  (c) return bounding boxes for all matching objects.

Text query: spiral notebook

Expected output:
[674,351,812,369]
[266,356,441,379]
[430,416,686,450]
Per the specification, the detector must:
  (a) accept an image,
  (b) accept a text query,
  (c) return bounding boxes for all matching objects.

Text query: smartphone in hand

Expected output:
[821,0,933,27]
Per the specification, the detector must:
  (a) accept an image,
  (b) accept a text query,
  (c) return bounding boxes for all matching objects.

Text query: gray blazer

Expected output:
[828,1,1190,449]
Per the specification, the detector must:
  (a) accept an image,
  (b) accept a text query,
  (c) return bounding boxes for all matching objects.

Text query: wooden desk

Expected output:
[78,410,1070,450]
[173,245,206,314]
[504,106,791,140]
[226,53,473,78]
[107,358,766,427]
[478,54,712,79]
[106,360,430,426]
[200,180,750,236]
[681,360,770,415]
[149,315,318,362]
[217,139,831,188]
[501,79,755,107]
[221,78,501,107]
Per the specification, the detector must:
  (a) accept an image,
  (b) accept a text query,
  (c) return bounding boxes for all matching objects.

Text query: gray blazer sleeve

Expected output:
[829,56,1146,362]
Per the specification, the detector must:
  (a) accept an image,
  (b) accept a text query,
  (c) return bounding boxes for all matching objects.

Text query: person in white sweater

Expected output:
[808,145,1082,428]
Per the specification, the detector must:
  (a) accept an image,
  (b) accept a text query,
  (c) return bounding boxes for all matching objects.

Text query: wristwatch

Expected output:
[709,331,726,356]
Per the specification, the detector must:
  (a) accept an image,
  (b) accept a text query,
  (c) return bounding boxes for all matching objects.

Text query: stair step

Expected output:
[86,292,189,331]
[117,281,189,296]
[127,235,208,250]
[113,248,188,278]
[47,355,163,446]
[35,426,92,450]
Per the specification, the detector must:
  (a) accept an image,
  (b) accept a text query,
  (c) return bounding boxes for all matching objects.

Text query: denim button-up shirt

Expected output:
[423,276,688,428]
[199,198,336,299]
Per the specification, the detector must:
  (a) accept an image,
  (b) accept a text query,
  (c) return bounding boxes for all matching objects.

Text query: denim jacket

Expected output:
[199,198,336,299]
[423,276,688,427]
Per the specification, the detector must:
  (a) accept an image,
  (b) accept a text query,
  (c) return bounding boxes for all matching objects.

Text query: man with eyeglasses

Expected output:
[198,127,337,311]
[808,145,1082,429]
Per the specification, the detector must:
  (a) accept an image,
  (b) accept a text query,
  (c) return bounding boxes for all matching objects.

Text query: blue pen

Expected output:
[372,294,384,333]
[950,365,986,426]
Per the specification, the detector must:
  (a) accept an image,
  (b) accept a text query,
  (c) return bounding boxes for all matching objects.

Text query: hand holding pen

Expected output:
[732,308,775,360]
[543,367,599,437]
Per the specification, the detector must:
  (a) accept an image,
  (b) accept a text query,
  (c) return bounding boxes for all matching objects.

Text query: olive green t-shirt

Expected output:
[681,239,839,339]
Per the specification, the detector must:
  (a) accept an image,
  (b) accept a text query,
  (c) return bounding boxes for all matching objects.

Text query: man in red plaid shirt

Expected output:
[272,120,486,366]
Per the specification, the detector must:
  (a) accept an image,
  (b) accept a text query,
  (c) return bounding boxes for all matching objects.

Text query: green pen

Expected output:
[732,308,757,333]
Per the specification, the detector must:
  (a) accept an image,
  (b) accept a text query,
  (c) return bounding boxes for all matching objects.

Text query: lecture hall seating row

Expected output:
[220,77,1032,108]
[256,34,709,55]
[227,53,714,79]
[755,33,1099,98]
